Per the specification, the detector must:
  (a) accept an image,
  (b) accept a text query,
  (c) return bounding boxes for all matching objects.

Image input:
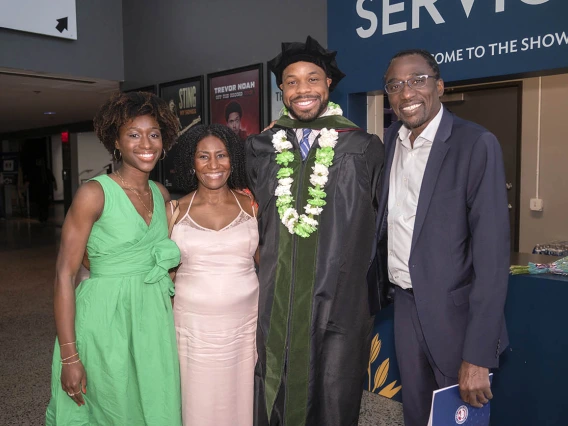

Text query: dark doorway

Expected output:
[61,135,73,216]
[20,137,56,222]
[443,83,522,251]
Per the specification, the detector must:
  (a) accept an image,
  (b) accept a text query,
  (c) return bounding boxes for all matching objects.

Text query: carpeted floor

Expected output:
[0,218,404,425]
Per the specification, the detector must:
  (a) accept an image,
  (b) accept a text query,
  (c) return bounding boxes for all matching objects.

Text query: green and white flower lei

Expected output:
[273,102,343,238]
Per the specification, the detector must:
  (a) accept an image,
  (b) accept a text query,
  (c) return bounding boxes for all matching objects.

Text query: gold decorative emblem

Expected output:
[367,333,402,398]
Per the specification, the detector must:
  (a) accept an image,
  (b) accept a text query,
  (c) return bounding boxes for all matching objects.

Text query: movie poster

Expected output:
[159,76,203,193]
[0,153,19,185]
[208,64,262,142]
[269,71,284,122]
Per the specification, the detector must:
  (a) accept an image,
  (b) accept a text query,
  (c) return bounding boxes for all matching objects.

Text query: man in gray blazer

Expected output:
[376,49,509,426]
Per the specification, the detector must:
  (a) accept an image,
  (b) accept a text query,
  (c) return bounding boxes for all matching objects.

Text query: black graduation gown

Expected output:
[246,126,385,426]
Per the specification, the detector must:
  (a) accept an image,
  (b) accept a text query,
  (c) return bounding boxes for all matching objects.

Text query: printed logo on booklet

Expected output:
[455,405,468,424]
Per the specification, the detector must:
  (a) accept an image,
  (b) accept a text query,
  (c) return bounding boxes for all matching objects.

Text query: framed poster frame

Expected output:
[267,65,284,123]
[207,63,263,142]
[158,75,204,194]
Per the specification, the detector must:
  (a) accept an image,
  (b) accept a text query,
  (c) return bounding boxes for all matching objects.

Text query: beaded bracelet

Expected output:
[61,352,79,362]
[61,359,81,365]
[60,341,76,347]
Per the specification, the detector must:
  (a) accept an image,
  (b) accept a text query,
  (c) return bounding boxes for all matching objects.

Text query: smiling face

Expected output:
[385,54,444,140]
[194,135,231,191]
[280,61,332,122]
[115,114,162,173]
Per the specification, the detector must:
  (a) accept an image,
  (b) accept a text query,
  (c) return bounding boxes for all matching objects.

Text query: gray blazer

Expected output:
[377,108,509,377]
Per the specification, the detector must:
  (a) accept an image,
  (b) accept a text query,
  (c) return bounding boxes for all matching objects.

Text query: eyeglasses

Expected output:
[384,75,437,95]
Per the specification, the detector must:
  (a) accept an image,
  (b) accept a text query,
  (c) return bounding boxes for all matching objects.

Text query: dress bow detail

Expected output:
[144,238,181,296]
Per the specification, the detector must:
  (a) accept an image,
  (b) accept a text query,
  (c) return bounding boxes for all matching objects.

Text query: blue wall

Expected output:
[328,0,568,96]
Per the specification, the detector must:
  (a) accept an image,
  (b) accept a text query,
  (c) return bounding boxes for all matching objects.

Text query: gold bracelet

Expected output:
[61,359,81,365]
[59,341,76,347]
[61,352,79,362]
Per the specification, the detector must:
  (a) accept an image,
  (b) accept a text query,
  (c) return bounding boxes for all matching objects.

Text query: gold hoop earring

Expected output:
[113,148,121,161]
[160,149,166,160]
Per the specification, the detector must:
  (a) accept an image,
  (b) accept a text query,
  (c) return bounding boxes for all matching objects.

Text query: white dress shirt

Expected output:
[387,106,444,289]
[292,106,335,148]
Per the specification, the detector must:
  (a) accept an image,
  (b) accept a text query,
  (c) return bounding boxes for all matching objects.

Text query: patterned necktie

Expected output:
[300,128,311,160]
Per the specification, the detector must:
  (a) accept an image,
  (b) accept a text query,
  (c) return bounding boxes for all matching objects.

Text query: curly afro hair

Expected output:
[93,91,180,154]
[174,124,249,193]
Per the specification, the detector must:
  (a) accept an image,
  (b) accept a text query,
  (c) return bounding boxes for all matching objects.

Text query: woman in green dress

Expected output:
[46,92,182,425]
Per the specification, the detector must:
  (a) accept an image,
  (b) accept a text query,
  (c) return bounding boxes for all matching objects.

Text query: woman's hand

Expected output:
[262,120,277,132]
[61,361,87,406]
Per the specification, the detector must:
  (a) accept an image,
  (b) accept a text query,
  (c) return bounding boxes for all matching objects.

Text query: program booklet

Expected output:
[427,373,493,426]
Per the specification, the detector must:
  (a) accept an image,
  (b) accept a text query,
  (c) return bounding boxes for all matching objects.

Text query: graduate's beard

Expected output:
[285,94,329,122]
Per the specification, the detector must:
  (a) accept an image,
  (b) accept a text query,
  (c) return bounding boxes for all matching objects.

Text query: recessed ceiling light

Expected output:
[44,111,56,115]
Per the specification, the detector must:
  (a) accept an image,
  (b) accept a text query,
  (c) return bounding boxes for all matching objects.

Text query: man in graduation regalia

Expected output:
[246,36,385,426]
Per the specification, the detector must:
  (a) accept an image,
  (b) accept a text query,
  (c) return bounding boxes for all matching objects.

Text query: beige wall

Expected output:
[519,75,568,253]
[77,132,112,188]
[367,94,384,139]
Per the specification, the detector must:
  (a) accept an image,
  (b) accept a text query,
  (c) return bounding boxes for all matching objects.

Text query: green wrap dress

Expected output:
[46,175,182,426]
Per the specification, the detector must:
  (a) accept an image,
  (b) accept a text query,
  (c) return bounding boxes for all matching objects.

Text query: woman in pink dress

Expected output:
[167,124,259,426]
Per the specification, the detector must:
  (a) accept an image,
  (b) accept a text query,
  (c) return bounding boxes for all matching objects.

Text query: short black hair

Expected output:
[224,101,243,122]
[93,91,179,154]
[385,49,441,80]
[174,124,248,193]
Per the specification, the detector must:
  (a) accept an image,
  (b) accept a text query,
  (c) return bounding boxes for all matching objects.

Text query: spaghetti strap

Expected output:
[186,192,197,215]
[230,190,244,213]
[169,200,175,215]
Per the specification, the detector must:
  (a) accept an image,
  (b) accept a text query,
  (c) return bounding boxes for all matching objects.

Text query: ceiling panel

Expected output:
[0,68,120,135]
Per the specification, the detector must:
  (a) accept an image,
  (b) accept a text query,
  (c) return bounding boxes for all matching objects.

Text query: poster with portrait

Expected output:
[159,76,203,193]
[268,69,284,122]
[0,153,19,185]
[208,64,262,143]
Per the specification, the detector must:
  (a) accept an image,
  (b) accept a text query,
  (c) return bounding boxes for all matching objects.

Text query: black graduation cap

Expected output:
[268,36,346,92]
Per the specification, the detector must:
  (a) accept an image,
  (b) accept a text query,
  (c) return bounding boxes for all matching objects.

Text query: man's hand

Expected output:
[458,360,492,408]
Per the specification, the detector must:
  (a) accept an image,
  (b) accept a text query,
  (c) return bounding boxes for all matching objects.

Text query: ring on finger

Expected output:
[67,391,80,396]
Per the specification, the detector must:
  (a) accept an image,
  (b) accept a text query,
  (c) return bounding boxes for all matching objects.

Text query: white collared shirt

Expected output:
[292,107,335,147]
[387,106,444,289]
